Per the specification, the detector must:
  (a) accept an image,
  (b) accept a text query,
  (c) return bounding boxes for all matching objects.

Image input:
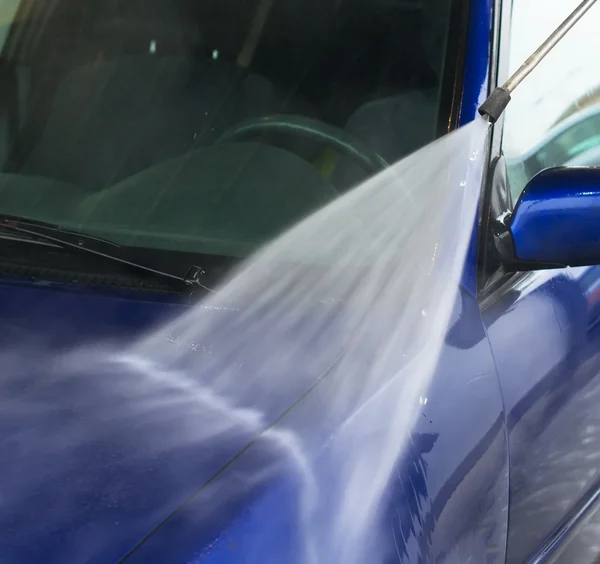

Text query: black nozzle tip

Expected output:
[478,87,512,124]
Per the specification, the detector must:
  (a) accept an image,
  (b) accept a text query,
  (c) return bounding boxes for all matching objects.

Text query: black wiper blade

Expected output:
[0,215,212,290]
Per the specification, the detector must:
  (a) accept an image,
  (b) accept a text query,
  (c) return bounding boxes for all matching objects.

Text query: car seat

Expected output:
[15,56,290,191]
[5,0,320,191]
[331,0,452,190]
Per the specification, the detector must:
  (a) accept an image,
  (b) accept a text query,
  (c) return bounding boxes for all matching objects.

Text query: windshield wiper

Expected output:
[0,214,212,291]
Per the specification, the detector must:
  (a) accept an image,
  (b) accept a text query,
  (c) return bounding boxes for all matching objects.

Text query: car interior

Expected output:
[0,0,453,257]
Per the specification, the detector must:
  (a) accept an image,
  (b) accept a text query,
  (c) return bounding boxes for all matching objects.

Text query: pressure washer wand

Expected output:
[478,0,599,123]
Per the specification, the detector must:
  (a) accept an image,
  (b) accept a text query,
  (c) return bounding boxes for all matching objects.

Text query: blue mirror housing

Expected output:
[501,167,600,270]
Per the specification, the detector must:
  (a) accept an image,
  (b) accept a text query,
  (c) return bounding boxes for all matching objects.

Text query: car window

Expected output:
[502,0,600,205]
[0,0,467,265]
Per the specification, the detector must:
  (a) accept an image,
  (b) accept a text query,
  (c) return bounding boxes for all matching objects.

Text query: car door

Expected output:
[480,1,600,562]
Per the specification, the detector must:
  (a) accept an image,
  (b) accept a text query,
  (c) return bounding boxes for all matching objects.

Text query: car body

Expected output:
[507,101,600,198]
[0,0,600,563]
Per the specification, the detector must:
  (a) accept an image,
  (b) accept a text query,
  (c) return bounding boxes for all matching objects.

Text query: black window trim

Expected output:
[477,0,536,310]
[437,0,474,138]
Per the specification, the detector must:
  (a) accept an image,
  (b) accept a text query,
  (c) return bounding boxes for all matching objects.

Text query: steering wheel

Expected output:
[216,114,389,175]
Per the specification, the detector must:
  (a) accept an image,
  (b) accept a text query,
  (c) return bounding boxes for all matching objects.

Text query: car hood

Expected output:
[0,278,327,564]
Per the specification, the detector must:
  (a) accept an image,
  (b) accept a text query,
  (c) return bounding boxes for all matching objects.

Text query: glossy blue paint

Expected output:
[459,0,494,127]
[0,275,508,563]
[497,162,600,563]
[3,0,600,563]
[124,288,507,564]
[511,167,600,266]
[482,266,600,563]
[458,0,494,296]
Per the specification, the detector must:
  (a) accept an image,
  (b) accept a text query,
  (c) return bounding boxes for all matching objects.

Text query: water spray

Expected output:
[479,0,598,123]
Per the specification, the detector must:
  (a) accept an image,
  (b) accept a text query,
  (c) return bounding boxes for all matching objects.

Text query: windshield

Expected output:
[0,0,464,262]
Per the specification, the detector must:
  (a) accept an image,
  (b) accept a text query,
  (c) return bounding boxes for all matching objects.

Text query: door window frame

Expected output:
[476,0,536,308]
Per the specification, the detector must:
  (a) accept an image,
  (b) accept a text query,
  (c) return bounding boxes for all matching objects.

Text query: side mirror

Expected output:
[498,167,600,271]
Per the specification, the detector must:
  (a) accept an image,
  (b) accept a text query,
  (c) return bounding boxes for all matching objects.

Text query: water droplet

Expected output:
[212,49,219,60]
[470,149,478,161]
[460,180,466,187]
[421,309,427,317]
[149,40,157,54]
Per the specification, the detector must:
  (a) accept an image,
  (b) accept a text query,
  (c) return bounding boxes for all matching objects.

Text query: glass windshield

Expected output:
[0,0,462,260]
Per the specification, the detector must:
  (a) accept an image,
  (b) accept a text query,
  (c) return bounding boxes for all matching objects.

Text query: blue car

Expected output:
[1,0,600,562]
[506,102,600,201]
